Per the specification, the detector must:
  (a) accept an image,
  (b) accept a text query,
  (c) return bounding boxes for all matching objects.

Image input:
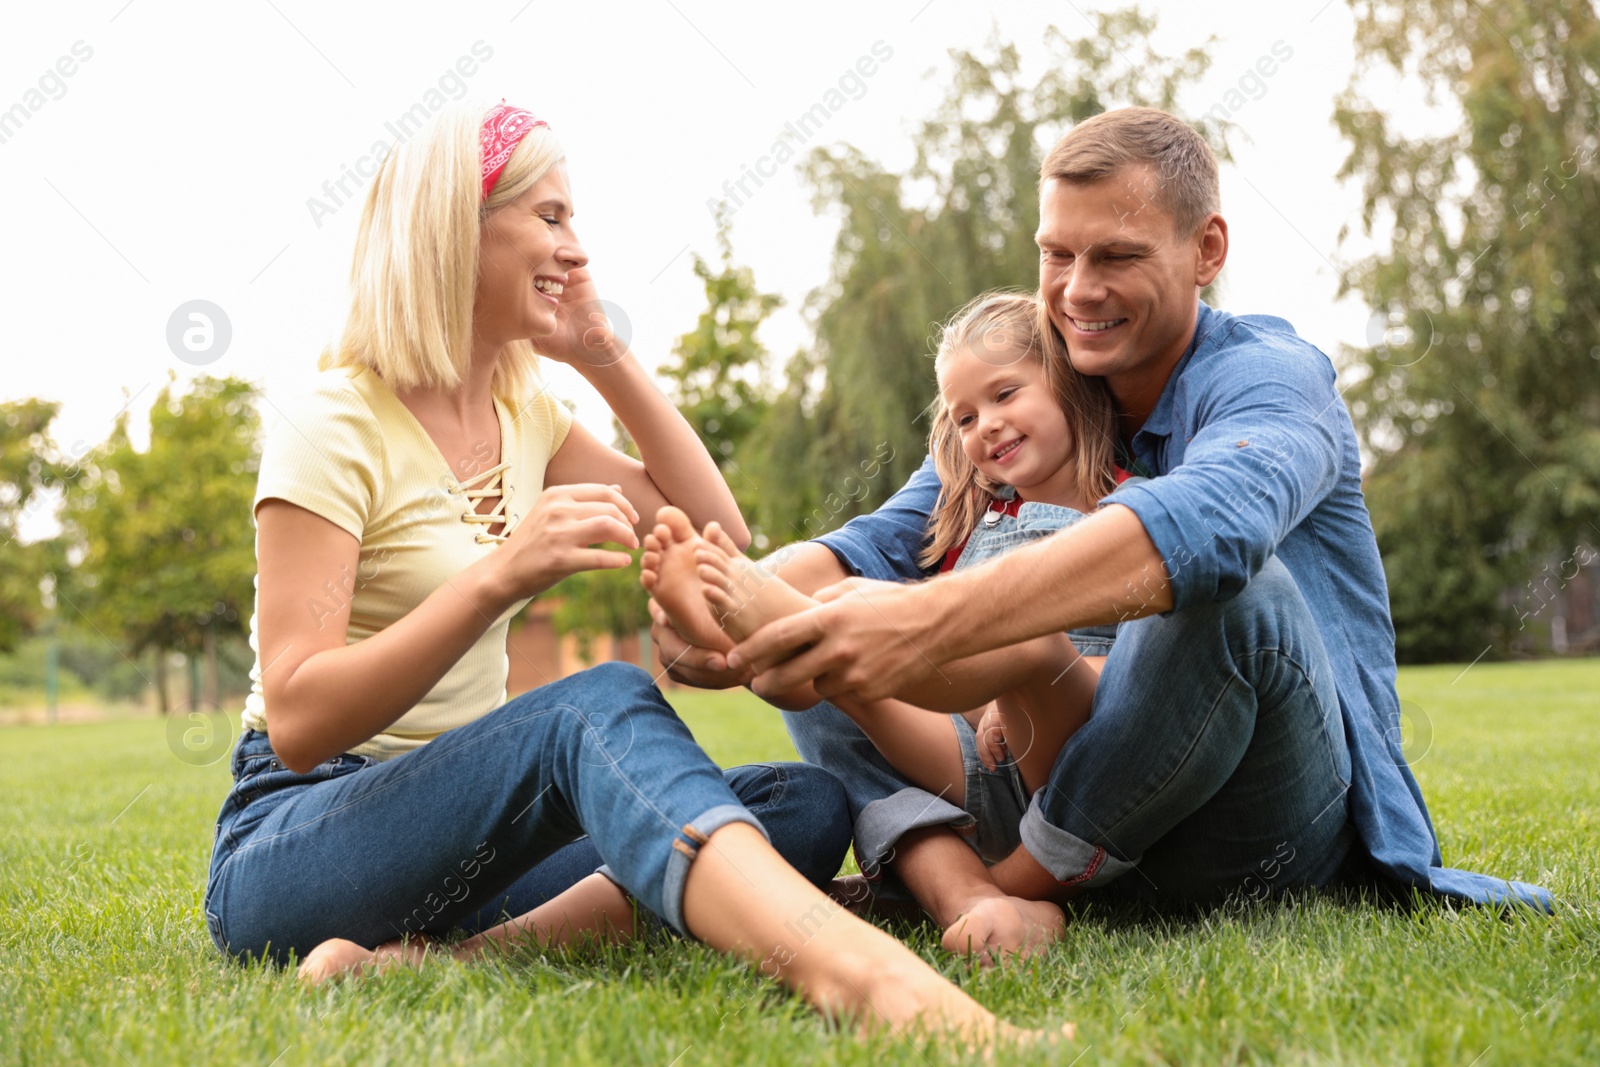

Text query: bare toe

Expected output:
[705,522,745,556]
[654,505,696,544]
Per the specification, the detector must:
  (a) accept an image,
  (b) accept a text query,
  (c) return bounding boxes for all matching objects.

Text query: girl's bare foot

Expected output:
[941,894,1067,967]
[642,506,817,650]
[692,522,816,641]
[640,507,734,652]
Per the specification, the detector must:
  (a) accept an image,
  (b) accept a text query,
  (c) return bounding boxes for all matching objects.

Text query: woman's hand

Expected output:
[531,266,624,369]
[489,483,640,601]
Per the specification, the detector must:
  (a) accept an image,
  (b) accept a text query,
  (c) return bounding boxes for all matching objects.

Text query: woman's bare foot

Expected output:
[941,894,1067,967]
[457,872,638,957]
[297,875,637,986]
[296,935,433,985]
[682,822,1074,1048]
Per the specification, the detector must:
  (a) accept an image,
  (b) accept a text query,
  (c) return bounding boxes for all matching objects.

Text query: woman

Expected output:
[202,99,1016,1041]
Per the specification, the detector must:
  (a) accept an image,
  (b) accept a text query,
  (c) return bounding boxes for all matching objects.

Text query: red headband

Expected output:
[480,101,549,200]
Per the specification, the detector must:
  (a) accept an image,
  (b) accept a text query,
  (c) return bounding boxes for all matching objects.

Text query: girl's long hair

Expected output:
[919,292,1119,569]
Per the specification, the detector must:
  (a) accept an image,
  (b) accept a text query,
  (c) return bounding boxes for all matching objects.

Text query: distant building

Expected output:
[505,598,652,695]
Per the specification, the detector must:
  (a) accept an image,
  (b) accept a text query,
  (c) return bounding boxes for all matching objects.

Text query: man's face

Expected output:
[1036,165,1222,398]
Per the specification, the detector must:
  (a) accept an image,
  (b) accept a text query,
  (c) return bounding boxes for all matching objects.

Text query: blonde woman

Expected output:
[203,100,1018,1040]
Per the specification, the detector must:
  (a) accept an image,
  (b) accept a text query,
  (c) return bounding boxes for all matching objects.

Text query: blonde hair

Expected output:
[919,292,1119,570]
[1040,107,1219,237]
[320,99,565,402]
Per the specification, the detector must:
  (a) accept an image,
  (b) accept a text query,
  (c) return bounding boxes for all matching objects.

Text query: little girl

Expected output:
[646,291,1130,881]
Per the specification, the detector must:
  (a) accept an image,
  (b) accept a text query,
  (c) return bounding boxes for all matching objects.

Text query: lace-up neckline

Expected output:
[452,460,514,544]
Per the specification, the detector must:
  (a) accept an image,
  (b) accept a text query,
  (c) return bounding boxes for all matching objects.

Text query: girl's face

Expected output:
[475,162,588,346]
[939,340,1082,507]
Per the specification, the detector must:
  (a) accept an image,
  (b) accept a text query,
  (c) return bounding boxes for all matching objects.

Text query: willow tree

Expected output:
[746,12,1221,541]
[1336,0,1600,660]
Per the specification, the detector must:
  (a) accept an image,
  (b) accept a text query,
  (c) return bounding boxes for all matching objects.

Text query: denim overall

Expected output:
[942,490,1123,863]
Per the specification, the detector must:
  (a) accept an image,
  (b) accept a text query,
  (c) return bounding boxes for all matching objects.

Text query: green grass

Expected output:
[2,661,1597,1065]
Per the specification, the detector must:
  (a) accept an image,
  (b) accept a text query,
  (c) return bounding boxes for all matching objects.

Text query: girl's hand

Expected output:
[491,483,640,600]
[975,702,1009,771]
[532,267,624,368]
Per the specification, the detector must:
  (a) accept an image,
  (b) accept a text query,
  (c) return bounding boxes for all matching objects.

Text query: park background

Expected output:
[1,1,1597,1064]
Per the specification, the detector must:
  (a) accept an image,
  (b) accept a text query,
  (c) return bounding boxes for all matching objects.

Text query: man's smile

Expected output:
[1067,315,1127,333]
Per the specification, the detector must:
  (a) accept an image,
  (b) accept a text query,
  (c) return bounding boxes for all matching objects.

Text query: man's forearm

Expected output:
[894,632,1079,713]
[930,504,1173,665]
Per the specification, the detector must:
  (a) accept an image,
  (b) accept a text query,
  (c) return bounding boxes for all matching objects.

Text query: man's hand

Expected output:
[728,576,951,704]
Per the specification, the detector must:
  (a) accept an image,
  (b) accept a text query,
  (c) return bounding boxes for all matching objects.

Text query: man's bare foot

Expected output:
[941,895,1066,968]
[296,935,433,985]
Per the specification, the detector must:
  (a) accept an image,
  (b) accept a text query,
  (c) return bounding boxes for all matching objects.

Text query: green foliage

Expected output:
[548,556,648,655]
[745,13,1221,541]
[0,398,67,651]
[1336,0,1600,661]
[662,206,782,530]
[60,376,262,675]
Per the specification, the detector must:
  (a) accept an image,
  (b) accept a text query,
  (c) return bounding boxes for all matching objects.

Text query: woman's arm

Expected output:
[544,382,748,550]
[538,267,750,549]
[259,482,640,773]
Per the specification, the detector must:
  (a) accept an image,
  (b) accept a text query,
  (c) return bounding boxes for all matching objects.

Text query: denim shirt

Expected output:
[817,302,1550,909]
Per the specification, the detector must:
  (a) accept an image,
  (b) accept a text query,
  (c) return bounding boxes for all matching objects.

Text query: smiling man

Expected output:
[655,108,1549,944]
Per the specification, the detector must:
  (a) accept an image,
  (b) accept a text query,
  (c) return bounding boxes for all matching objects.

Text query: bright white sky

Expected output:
[3,0,1401,540]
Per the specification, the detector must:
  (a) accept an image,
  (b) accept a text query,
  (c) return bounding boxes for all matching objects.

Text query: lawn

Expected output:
[1,659,1596,1065]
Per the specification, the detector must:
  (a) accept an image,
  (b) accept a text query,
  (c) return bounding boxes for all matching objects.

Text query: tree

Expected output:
[746,13,1221,541]
[1335,0,1600,660]
[0,399,65,651]
[660,205,782,541]
[61,376,262,712]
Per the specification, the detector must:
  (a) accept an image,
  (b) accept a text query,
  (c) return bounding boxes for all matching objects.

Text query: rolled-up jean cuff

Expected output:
[855,787,976,876]
[1018,794,1138,889]
[596,804,769,939]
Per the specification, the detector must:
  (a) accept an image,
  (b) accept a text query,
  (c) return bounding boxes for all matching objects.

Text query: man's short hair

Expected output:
[1040,107,1219,236]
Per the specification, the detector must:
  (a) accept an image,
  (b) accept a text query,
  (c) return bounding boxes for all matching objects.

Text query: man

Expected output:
[654,107,1549,957]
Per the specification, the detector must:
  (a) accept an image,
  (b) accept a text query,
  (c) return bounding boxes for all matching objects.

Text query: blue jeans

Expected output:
[205,662,851,963]
[786,556,1353,904]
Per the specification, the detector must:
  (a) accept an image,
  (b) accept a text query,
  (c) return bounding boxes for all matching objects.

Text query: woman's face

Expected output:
[475,162,588,346]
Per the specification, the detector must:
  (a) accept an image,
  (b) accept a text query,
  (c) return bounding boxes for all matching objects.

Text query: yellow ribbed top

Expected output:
[241,366,573,760]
